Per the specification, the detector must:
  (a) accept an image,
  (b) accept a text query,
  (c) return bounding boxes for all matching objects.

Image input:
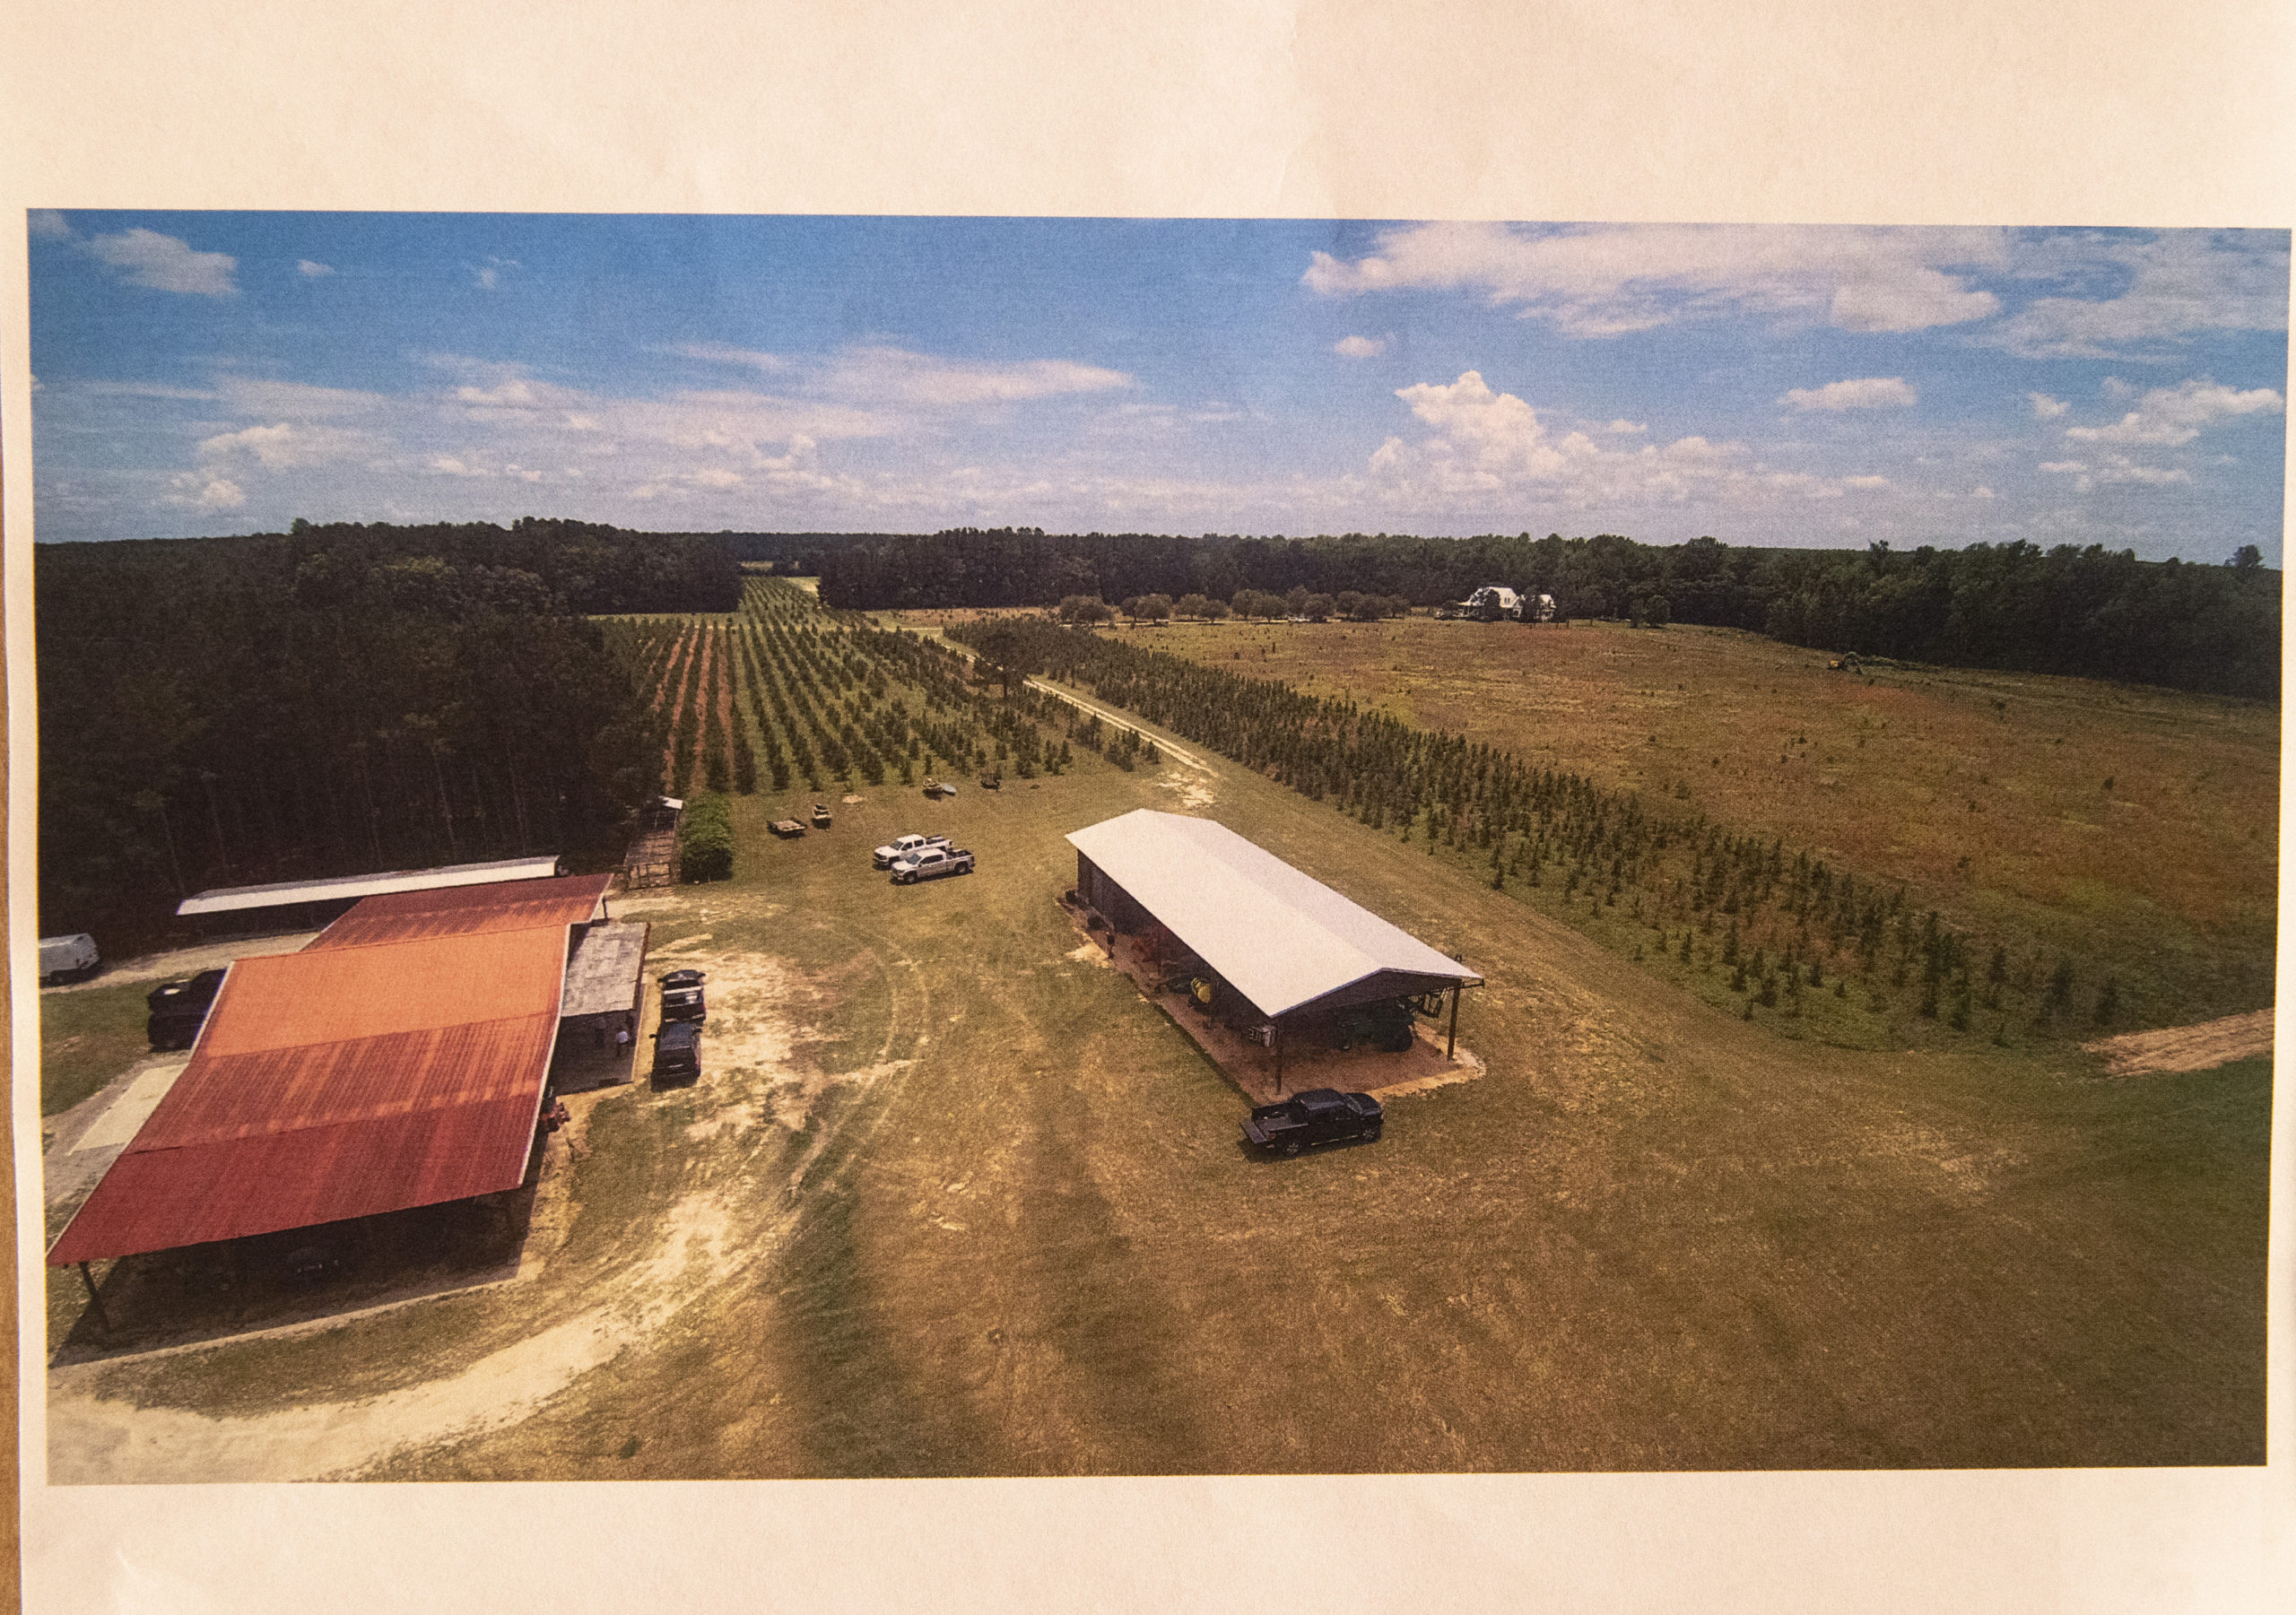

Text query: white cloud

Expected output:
[2093,455,2192,487]
[670,342,793,373]
[2028,392,2069,419]
[29,209,71,239]
[1303,222,2005,335]
[2039,454,2193,492]
[1987,231,2289,358]
[1780,377,1918,412]
[1604,419,1647,434]
[1333,334,1387,359]
[1972,485,1996,499]
[817,344,1131,406]
[454,379,552,410]
[1356,369,1888,514]
[167,472,246,510]
[474,256,520,291]
[297,259,335,277]
[692,467,743,489]
[68,379,215,402]
[214,377,385,420]
[196,421,360,469]
[2063,378,2284,446]
[673,340,1130,409]
[86,228,237,295]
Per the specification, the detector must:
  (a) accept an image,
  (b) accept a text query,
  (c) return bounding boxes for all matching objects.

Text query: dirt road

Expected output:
[40,931,320,995]
[2083,1009,2274,1076]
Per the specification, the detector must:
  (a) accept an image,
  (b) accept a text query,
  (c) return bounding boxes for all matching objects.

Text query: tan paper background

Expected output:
[2,2,2291,1609]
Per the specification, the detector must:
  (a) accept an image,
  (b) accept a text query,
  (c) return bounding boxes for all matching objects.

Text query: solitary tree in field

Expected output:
[1175,593,1211,620]
[972,625,1029,698]
[1137,593,1173,623]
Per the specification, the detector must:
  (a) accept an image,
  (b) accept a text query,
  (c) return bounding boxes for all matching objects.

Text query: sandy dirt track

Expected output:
[2083,1009,2274,1076]
[39,930,322,994]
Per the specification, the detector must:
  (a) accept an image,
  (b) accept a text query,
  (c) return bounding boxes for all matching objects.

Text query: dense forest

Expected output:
[37,519,735,943]
[821,528,2281,699]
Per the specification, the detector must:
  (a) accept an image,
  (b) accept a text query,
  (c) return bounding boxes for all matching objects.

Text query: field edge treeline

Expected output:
[35,519,740,945]
[821,528,2281,699]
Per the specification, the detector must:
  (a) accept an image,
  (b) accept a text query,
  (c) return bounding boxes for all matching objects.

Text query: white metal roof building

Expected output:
[176,855,566,919]
[1065,810,1481,1051]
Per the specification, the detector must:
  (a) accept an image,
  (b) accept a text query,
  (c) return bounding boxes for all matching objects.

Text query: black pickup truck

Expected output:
[147,968,228,1051]
[1242,1088,1383,1155]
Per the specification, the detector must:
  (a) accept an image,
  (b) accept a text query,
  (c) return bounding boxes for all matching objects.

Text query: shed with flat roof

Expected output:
[174,855,566,933]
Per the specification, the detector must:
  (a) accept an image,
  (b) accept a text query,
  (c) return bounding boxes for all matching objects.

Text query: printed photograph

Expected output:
[22,213,2283,1480]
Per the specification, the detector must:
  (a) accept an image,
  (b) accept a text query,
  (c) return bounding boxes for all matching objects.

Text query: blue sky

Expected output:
[28,213,2290,560]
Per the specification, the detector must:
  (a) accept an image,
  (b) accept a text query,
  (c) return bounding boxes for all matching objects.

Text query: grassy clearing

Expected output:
[59,592,2270,1478]
[39,981,152,1116]
[1122,614,2278,1031]
[398,715,2265,1474]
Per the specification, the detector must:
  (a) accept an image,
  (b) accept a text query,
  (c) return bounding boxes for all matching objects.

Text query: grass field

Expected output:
[39,982,152,1117]
[1115,614,2278,1034]
[50,602,2269,1476]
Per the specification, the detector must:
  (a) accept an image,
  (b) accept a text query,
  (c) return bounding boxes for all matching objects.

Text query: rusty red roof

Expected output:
[49,914,579,1266]
[306,873,611,950]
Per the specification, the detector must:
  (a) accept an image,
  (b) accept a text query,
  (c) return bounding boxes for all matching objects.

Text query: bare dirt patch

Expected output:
[2083,1009,2274,1076]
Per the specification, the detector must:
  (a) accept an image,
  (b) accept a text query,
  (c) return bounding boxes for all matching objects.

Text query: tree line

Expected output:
[35,519,739,945]
[820,527,2278,699]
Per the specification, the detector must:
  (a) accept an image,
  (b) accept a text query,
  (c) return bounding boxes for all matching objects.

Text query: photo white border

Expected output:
[4,3,2291,1609]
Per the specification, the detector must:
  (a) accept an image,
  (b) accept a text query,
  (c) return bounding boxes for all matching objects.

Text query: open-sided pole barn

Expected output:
[1067,810,1481,1090]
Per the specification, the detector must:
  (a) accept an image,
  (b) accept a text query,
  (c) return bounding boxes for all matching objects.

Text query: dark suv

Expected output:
[653,1020,702,1081]
[147,968,228,1051]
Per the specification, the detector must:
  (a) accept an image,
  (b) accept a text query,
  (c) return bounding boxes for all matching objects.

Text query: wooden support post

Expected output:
[1274,1022,1284,1097]
[1447,986,1460,1060]
[78,1262,112,1334]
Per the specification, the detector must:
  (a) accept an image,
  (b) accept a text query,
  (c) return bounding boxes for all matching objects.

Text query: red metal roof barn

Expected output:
[48,874,615,1269]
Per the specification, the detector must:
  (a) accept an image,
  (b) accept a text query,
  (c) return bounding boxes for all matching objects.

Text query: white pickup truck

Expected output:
[888,846,975,884]
[874,832,953,870]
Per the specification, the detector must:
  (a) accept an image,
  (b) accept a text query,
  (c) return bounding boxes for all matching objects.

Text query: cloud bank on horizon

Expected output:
[28,214,2290,563]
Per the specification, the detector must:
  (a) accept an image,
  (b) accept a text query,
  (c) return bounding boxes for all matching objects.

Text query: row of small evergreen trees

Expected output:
[949,615,2154,1040]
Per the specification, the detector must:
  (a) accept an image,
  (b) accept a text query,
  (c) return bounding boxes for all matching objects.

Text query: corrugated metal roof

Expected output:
[48,919,573,1266]
[306,873,610,950]
[1065,810,1481,1020]
[176,855,565,916]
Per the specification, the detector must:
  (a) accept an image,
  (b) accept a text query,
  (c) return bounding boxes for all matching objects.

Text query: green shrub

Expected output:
[679,792,735,882]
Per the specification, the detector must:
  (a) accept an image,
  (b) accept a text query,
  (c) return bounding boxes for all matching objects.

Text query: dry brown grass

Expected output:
[1132,616,2278,1026]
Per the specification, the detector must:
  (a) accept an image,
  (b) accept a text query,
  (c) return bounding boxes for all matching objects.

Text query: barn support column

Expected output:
[1274,1021,1284,1097]
[77,1262,112,1334]
[1447,986,1460,1060]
